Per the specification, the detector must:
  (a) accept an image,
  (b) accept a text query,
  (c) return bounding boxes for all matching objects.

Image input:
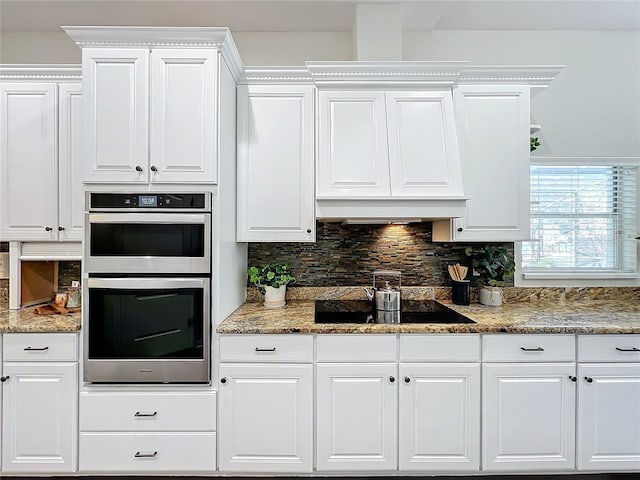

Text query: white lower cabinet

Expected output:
[79,432,216,472]
[482,335,577,472]
[316,362,398,471]
[1,333,78,473]
[78,388,216,473]
[218,363,313,472]
[399,363,480,471]
[577,335,640,471]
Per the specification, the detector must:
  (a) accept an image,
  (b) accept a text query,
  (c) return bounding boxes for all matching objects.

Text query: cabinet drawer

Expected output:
[483,334,575,362]
[80,390,216,431]
[316,334,396,362]
[220,335,313,362]
[3,333,77,361]
[79,432,216,472]
[400,334,480,362]
[579,335,640,362]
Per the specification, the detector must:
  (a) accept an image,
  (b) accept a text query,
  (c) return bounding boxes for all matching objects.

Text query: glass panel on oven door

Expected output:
[88,287,204,359]
[90,223,205,257]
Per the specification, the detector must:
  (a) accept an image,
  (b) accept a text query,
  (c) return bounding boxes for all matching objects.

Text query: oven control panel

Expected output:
[90,193,207,210]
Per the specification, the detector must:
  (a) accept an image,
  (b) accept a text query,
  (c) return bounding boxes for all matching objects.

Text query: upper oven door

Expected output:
[85,212,211,274]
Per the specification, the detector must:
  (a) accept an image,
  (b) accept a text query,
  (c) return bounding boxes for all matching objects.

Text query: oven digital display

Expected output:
[139,195,157,207]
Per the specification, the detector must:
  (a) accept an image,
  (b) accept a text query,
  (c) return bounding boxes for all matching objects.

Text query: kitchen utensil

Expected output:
[363,270,402,312]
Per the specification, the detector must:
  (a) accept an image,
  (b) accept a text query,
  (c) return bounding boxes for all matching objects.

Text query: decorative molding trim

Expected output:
[240,67,314,84]
[62,26,243,79]
[458,66,565,87]
[0,64,82,81]
[306,61,468,86]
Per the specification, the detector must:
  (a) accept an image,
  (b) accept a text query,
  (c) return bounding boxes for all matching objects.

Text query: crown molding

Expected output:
[458,65,565,87]
[62,26,243,80]
[0,64,82,81]
[306,61,468,87]
[240,67,314,84]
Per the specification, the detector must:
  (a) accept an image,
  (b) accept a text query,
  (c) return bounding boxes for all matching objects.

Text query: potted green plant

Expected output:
[248,263,296,308]
[464,246,515,306]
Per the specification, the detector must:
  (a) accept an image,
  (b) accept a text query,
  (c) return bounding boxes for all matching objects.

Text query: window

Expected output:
[521,162,638,278]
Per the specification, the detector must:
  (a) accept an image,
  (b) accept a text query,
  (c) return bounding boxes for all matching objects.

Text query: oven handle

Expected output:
[88,212,209,224]
[87,277,209,290]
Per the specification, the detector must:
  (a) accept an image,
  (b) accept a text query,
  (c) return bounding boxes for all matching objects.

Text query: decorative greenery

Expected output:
[248,263,296,294]
[530,136,541,152]
[464,246,515,288]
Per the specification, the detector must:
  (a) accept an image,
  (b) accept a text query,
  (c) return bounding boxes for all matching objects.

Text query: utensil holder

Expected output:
[451,279,470,305]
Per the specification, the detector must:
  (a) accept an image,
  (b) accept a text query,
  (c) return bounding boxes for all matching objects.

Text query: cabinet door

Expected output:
[82,48,149,183]
[58,83,83,241]
[237,85,315,242]
[317,91,390,197]
[2,362,78,472]
[0,83,57,240]
[577,363,640,471]
[482,363,575,471]
[452,86,530,241]
[218,363,313,473]
[316,363,397,471]
[150,49,217,183]
[386,91,464,198]
[399,363,480,472]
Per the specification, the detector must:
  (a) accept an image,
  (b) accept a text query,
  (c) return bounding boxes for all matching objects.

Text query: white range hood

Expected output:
[309,62,563,223]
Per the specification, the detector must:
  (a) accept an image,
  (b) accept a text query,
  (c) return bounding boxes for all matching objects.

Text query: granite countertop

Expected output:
[217,298,640,335]
[0,303,81,333]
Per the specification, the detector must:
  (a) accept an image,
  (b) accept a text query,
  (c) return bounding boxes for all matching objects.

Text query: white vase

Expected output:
[264,285,286,308]
[479,287,503,306]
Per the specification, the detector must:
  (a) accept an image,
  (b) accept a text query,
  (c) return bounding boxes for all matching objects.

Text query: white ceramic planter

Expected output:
[479,287,503,306]
[264,285,286,308]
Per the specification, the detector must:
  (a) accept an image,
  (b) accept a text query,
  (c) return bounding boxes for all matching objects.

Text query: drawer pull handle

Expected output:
[404,376,411,383]
[134,451,158,459]
[520,346,544,352]
[24,346,49,351]
[389,376,395,383]
[0,376,9,383]
[585,376,594,383]
[255,347,277,352]
[134,411,158,417]
[569,376,577,382]
[616,347,640,352]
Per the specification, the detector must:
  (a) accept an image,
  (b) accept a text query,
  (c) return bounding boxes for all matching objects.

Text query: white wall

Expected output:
[2,29,638,158]
[404,30,640,158]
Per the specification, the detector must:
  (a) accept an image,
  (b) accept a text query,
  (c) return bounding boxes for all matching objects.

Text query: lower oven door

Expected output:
[84,277,210,383]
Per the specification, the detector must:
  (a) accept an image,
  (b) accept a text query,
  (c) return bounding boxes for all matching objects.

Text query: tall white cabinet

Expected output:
[236,80,315,242]
[0,68,83,241]
[65,27,242,185]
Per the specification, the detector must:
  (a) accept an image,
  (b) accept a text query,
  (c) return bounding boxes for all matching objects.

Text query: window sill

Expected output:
[517,271,640,287]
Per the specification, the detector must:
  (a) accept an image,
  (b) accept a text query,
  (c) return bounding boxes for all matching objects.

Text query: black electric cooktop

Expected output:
[314,300,475,324]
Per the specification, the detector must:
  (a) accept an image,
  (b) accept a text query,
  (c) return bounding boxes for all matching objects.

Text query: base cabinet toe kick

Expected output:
[215,333,640,476]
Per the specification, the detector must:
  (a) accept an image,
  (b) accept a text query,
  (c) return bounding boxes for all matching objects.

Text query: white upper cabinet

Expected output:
[317,90,390,197]
[386,91,464,198]
[317,89,464,200]
[434,85,530,241]
[150,49,217,183]
[58,83,84,241]
[0,83,57,240]
[237,84,315,241]
[0,77,83,241]
[67,27,244,185]
[82,48,149,183]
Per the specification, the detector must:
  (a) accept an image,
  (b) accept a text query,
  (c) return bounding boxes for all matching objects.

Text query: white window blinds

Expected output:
[522,164,638,272]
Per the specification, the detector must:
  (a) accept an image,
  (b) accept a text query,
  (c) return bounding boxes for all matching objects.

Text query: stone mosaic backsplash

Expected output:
[0,279,8,305]
[248,222,514,287]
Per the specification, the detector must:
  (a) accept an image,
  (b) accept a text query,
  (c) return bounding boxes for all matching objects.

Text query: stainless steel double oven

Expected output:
[84,193,211,383]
